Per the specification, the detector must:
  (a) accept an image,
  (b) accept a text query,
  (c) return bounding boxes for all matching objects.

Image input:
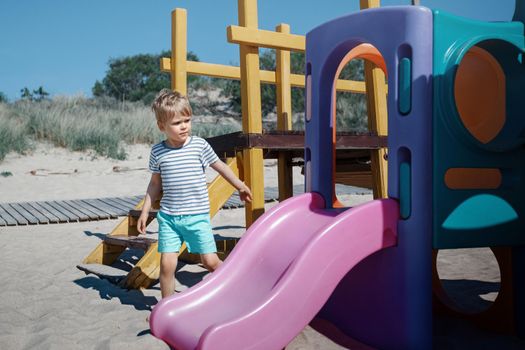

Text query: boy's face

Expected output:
[158,114,192,147]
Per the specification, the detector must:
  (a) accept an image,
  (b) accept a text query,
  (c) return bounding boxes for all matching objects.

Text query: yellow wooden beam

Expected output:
[121,243,161,289]
[360,0,381,9]
[82,197,146,265]
[360,0,388,199]
[172,8,187,94]
[275,24,292,132]
[363,63,388,197]
[227,25,305,52]
[161,57,368,94]
[335,79,367,94]
[162,59,239,80]
[275,23,294,201]
[208,157,239,217]
[238,0,265,226]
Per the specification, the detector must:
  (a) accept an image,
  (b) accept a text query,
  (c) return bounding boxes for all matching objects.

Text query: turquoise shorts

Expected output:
[156,211,217,254]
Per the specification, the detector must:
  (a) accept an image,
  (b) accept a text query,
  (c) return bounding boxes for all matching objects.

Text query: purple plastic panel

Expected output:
[305,6,433,349]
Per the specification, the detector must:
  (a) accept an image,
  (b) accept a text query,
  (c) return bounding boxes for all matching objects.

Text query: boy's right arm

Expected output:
[137,173,162,234]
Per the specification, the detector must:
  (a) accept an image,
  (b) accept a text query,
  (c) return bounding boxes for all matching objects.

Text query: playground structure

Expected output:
[78,0,387,289]
[149,2,525,350]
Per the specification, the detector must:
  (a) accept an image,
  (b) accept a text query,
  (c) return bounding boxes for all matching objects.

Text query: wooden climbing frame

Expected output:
[79,0,390,289]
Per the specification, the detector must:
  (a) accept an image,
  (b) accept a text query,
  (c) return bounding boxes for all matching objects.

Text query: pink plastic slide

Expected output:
[150,192,399,350]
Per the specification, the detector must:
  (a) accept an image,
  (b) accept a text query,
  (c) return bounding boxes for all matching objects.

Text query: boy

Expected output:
[137,89,252,298]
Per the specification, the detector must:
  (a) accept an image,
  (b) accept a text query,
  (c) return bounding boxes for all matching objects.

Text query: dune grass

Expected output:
[0,90,367,163]
[0,96,240,162]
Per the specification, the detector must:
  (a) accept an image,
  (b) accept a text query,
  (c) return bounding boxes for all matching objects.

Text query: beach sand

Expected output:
[0,143,524,349]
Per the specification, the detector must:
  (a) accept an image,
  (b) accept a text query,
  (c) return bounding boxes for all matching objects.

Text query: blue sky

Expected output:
[0,0,516,101]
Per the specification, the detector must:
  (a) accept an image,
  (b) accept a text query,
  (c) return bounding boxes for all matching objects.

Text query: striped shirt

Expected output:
[149,136,219,215]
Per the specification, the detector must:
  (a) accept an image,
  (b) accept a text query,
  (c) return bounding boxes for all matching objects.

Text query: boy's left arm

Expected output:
[210,160,252,203]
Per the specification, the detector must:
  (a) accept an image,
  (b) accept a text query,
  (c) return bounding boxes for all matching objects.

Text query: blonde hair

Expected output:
[151,89,192,124]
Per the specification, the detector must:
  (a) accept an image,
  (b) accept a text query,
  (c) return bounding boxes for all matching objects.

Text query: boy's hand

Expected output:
[136,213,148,234]
[239,185,252,203]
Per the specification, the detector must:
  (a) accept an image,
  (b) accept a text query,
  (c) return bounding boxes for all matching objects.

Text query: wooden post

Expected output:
[172,9,187,94]
[359,0,381,9]
[275,23,294,201]
[360,0,388,199]
[238,0,265,226]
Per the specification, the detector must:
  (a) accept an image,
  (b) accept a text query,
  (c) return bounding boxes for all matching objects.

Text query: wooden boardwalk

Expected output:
[0,196,144,226]
[0,185,369,226]
[0,192,275,227]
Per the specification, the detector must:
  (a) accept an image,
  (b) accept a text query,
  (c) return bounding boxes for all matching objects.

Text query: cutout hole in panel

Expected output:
[331,44,387,207]
[435,248,501,314]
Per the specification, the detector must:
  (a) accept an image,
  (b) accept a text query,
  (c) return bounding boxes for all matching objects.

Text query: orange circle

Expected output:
[454,46,506,144]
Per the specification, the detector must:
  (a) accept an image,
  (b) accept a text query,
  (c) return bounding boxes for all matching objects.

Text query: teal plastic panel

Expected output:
[398,57,412,115]
[432,10,525,248]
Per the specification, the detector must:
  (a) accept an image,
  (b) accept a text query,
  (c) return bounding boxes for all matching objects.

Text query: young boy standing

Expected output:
[137,89,252,298]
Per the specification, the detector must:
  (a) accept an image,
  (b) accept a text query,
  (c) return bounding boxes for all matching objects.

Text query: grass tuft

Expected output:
[0,95,240,162]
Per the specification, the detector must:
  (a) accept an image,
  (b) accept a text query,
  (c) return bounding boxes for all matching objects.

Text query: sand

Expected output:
[0,143,524,349]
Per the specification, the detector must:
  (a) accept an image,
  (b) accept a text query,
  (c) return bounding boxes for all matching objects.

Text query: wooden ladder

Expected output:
[77,157,241,289]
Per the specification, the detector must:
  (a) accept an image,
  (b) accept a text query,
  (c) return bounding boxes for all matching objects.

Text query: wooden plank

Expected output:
[207,132,248,156]
[72,200,114,220]
[0,204,20,226]
[275,23,294,202]
[0,204,28,225]
[160,57,365,94]
[63,200,101,220]
[129,209,157,219]
[360,0,388,199]
[360,0,381,9]
[335,171,374,189]
[122,196,143,208]
[52,200,90,221]
[208,157,239,218]
[121,243,161,289]
[247,133,387,150]
[238,0,265,227]
[93,198,129,216]
[44,201,78,222]
[105,197,134,211]
[26,202,60,224]
[105,197,135,209]
[17,202,50,224]
[103,235,158,250]
[101,197,133,213]
[172,8,187,94]
[206,131,387,155]
[114,196,141,209]
[161,58,368,94]
[9,202,40,225]
[131,195,144,203]
[227,25,305,52]
[36,201,69,223]
[0,216,7,226]
[82,199,121,217]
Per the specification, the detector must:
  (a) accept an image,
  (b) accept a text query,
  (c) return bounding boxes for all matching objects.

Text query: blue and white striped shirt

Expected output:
[149,136,219,215]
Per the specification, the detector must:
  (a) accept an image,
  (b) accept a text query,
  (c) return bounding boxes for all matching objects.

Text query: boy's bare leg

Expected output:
[160,252,178,298]
[200,253,222,272]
